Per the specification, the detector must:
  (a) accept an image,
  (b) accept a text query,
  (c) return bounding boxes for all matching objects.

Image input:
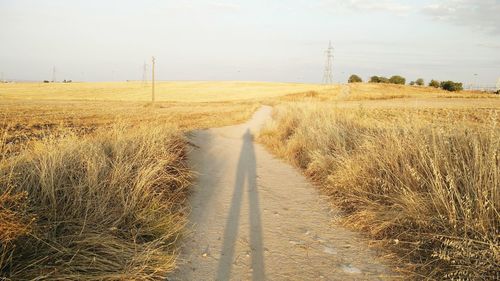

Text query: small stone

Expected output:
[341,264,361,274]
[289,240,302,246]
[323,246,337,255]
[202,245,210,257]
[312,235,325,243]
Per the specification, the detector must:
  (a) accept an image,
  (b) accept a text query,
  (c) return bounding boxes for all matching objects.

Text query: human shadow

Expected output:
[215,129,265,281]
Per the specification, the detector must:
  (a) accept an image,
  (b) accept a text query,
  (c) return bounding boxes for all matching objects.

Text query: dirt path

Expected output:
[171,106,395,281]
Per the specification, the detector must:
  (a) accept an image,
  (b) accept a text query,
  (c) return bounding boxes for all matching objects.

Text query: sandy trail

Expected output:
[171,106,395,281]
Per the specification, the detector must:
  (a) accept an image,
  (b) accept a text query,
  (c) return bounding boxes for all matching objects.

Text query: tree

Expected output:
[369,76,389,83]
[429,79,440,88]
[348,74,363,83]
[416,78,424,86]
[440,81,463,92]
[378,76,389,83]
[389,75,406,85]
[409,81,416,86]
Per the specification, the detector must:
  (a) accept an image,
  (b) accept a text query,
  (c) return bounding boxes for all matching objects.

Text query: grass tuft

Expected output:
[0,124,192,280]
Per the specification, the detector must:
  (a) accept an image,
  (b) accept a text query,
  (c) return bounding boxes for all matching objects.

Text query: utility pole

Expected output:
[142,62,148,87]
[322,41,334,85]
[151,56,155,104]
[52,66,57,83]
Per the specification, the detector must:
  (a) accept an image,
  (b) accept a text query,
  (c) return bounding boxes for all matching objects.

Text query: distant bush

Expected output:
[43,80,50,83]
[348,74,363,83]
[389,75,406,85]
[416,78,424,86]
[409,81,416,86]
[370,75,405,84]
[369,76,389,83]
[429,80,440,88]
[440,81,463,92]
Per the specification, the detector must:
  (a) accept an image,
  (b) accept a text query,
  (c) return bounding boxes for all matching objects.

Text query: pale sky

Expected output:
[1,0,499,85]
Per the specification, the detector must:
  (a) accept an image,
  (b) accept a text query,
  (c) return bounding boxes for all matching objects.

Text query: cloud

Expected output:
[207,1,241,12]
[320,0,413,15]
[421,0,500,34]
[476,43,500,49]
[345,0,412,13]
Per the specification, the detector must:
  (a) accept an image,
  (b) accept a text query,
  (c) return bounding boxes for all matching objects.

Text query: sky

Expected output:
[1,0,499,86]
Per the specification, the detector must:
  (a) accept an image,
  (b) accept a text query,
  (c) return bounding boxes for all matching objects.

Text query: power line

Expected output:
[322,41,334,85]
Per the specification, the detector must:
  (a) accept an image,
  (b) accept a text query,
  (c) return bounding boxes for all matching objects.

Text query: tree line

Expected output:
[348,74,463,92]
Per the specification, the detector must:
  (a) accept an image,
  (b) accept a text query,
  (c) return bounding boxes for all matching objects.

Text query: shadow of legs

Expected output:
[215,130,265,281]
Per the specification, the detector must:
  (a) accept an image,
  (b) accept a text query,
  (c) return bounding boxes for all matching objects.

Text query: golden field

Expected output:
[0,100,258,156]
[0,81,326,102]
[260,87,499,279]
[0,81,310,280]
[1,81,499,280]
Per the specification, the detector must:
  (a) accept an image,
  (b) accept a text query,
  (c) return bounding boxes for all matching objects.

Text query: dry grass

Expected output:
[0,192,30,243]
[260,102,499,280]
[0,100,259,156]
[341,83,495,100]
[0,81,325,102]
[0,81,316,280]
[0,125,192,280]
[269,83,496,104]
[2,81,498,280]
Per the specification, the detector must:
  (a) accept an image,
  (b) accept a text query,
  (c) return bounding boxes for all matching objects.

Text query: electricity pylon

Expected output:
[322,41,334,85]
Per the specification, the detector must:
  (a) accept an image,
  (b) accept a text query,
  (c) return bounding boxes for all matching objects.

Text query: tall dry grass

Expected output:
[0,124,192,280]
[260,103,499,280]
[0,94,260,279]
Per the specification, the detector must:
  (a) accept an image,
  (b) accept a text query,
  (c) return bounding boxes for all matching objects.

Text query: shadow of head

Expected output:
[243,128,254,141]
